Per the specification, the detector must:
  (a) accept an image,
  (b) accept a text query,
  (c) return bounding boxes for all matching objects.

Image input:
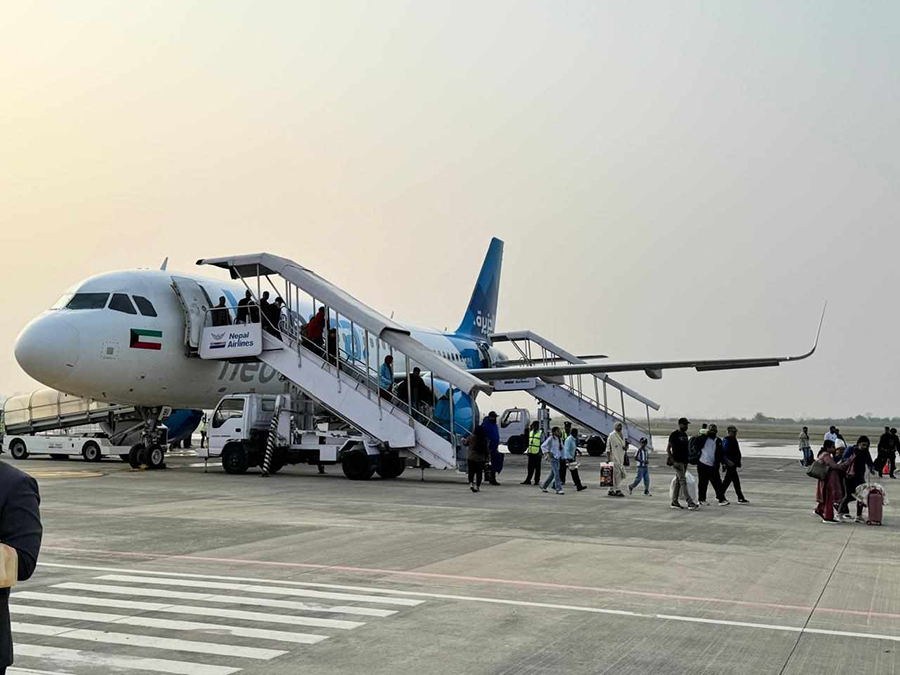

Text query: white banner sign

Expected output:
[199,324,263,359]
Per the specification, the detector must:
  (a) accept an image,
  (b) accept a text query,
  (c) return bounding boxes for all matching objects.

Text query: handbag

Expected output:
[0,544,18,588]
[623,452,630,467]
[806,460,830,480]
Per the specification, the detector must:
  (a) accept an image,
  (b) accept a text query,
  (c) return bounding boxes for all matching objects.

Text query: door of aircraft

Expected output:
[171,276,213,350]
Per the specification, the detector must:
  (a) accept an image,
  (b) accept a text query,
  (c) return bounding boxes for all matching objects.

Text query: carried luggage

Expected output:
[807,460,830,480]
[599,463,614,487]
[669,471,698,504]
[867,486,884,526]
[0,544,18,588]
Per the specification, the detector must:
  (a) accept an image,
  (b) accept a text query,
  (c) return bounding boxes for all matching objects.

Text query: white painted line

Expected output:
[46,585,370,626]
[11,604,330,644]
[21,587,394,618]
[9,669,75,675]
[15,643,240,675]
[656,614,900,643]
[95,574,423,606]
[14,624,286,659]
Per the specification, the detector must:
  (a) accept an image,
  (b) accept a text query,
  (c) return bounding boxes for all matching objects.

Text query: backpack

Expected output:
[688,435,705,465]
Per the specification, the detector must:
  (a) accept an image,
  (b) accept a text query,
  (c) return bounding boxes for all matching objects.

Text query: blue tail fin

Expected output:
[455,237,503,341]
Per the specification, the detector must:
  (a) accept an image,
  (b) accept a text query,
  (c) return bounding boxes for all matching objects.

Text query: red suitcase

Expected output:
[867,487,884,526]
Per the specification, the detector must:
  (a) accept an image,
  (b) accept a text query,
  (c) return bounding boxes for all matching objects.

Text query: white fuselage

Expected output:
[14,269,494,409]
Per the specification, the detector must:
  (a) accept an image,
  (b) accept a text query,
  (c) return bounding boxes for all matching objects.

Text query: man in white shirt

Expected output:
[824,426,838,444]
[697,424,729,506]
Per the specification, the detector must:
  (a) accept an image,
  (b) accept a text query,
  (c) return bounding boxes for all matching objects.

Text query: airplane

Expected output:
[13,237,822,468]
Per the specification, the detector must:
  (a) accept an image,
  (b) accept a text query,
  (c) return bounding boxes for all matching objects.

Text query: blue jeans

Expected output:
[629,465,650,493]
[801,448,813,466]
[542,457,561,492]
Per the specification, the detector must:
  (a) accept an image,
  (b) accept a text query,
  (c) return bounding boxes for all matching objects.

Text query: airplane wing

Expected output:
[472,306,825,382]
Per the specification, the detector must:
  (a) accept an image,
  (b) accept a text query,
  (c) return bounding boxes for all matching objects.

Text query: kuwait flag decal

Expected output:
[130,328,163,350]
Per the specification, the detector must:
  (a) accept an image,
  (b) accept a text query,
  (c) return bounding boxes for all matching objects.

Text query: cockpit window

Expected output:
[65,293,110,310]
[133,296,157,317]
[109,293,137,315]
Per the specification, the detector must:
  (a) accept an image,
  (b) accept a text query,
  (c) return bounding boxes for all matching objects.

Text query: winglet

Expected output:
[786,301,826,363]
[160,257,169,271]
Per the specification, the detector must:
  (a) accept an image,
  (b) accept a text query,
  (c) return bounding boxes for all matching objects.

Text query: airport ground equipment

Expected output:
[193,253,492,476]
[2,389,170,463]
[199,393,403,479]
[489,331,660,451]
[498,405,606,456]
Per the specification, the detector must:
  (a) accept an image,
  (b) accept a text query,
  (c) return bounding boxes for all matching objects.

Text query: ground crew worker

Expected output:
[198,414,208,449]
[522,421,543,485]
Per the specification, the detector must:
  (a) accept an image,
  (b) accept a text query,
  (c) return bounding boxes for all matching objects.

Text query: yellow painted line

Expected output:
[23,471,105,479]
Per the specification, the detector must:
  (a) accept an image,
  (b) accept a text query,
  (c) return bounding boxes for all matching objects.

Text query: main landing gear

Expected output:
[128,407,166,470]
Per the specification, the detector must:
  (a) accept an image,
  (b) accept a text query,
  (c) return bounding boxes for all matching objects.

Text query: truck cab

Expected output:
[498,407,530,454]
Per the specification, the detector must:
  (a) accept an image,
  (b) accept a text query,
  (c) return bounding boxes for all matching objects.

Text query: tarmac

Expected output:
[5,450,899,675]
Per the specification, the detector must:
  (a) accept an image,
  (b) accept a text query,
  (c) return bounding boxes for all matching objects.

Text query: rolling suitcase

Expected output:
[867,487,884,526]
[599,463,614,487]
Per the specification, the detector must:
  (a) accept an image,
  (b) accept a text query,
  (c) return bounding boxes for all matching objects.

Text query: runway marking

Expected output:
[45,585,365,628]
[9,669,76,675]
[22,586,394,618]
[14,624,286,659]
[15,644,239,675]
[21,471,104,479]
[93,573,424,606]
[38,549,900,621]
[657,614,900,643]
[11,604,330,644]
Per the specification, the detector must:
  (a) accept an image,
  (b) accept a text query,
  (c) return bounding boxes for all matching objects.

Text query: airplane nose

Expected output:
[14,315,81,387]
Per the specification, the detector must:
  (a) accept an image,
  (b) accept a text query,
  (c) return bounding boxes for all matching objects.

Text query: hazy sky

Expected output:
[2,1,897,418]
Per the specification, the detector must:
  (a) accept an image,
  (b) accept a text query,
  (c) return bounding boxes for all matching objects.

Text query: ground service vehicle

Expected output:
[498,406,606,456]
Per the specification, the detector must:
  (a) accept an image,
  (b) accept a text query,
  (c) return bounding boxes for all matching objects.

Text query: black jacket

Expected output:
[0,460,42,667]
[722,436,742,469]
[689,434,724,466]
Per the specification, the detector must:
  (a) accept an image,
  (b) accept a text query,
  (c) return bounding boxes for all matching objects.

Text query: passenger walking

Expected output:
[522,421,543,485]
[562,428,587,492]
[259,291,271,328]
[799,426,812,467]
[466,425,488,493]
[379,355,394,400]
[304,306,327,355]
[824,426,838,444]
[263,297,284,337]
[606,422,627,497]
[559,421,573,485]
[198,414,208,449]
[541,427,564,494]
[813,447,849,523]
[887,428,899,479]
[876,427,894,478]
[720,425,749,504]
[628,437,651,496]
[210,296,231,326]
[483,411,502,485]
[695,423,728,506]
[838,436,875,522]
[236,290,253,324]
[0,458,43,674]
[668,417,699,510]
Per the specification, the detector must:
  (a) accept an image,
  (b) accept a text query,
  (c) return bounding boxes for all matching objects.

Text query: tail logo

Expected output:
[475,311,494,337]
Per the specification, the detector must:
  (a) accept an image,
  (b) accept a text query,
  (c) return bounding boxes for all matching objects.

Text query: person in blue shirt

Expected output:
[628,437,651,496]
[561,428,586,491]
[541,427,565,494]
[379,355,394,401]
[482,411,502,485]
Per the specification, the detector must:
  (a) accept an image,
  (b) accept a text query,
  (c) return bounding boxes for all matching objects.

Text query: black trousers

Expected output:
[697,463,725,502]
[839,476,865,516]
[721,466,745,501]
[875,453,896,477]
[560,459,583,489]
[559,460,568,485]
[468,461,484,487]
[524,453,542,484]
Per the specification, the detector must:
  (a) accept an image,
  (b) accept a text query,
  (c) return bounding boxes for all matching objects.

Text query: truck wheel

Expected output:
[9,440,28,460]
[50,454,69,461]
[222,445,249,475]
[342,450,375,480]
[119,454,130,462]
[82,442,102,463]
[128,443,144,468]
[145,445,165,470]
[375,455,406,479]
[507,435,527,454]
[587,436,606,457]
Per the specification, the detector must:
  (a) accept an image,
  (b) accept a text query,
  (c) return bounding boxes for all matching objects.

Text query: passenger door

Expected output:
[208,398,245,456]
[171,276,213,350]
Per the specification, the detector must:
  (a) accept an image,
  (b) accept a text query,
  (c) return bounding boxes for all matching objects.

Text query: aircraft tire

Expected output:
[82,442,102,463]
[342,450,375,481]
[145,445,165,470]
[375,455,405,479]
[586,436,606,457]
[507,435,527,454]
[222,444,249,475]
[9,440,28,460]
[128,443,144,469]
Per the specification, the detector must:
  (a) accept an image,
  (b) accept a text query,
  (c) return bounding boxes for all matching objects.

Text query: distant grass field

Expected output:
[648,420,887,445]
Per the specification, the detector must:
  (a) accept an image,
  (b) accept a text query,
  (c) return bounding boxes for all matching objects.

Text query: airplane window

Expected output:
[109,293,137,315]
[133,296,157,317]
[65,293,110,310]
[212,399,244,428]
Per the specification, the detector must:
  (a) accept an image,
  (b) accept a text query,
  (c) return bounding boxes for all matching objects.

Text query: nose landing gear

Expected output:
[128,407,167,470]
